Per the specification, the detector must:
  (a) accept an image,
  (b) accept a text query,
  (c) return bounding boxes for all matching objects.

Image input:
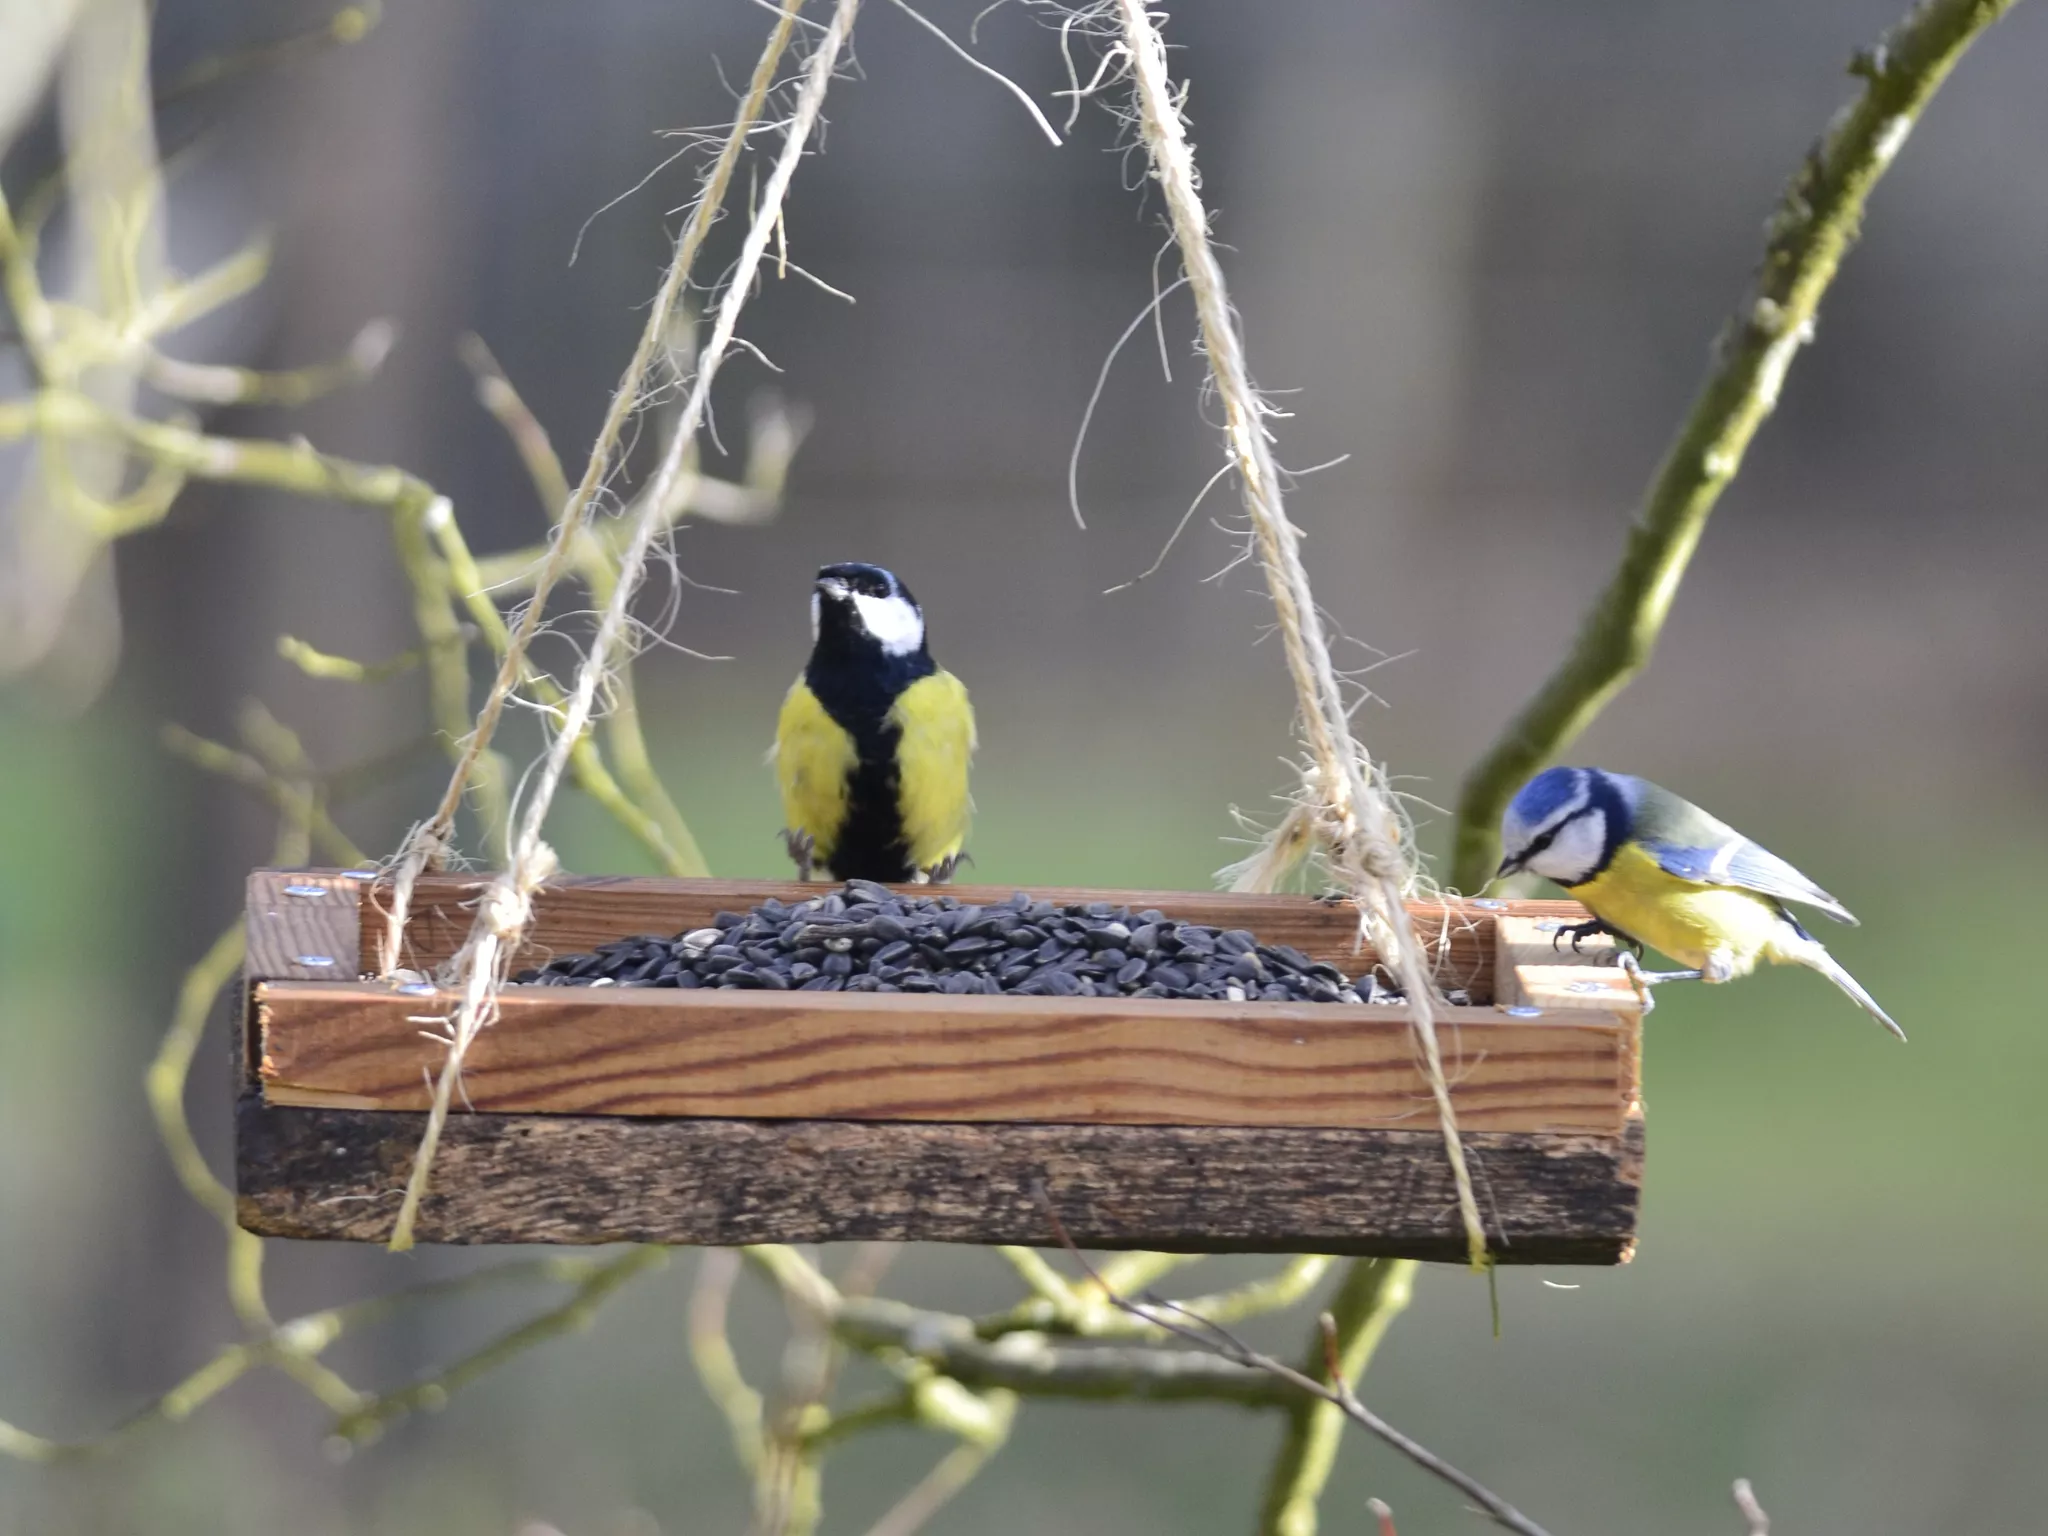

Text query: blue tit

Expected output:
[1496,766,1903,1040]
[774,562,976,884]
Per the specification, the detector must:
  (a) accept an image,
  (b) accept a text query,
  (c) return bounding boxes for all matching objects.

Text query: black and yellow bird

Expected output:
[774,562,976,883]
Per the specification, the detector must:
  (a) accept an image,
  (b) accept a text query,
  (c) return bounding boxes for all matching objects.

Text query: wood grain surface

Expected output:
[235,1093,1644,1262]
[1494,915,1640,1013]
[356,872,1592,1003]
[246,870,368,983]
[239,871,1643,1259]
[257,979,1639,1134]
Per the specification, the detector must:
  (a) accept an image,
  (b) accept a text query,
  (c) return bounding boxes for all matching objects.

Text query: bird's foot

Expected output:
[1614,952,1707,1015]
[1551,918,1644,958]
[781,829,816,882]
[923,850,971,885]
[1615,951,1654,1014]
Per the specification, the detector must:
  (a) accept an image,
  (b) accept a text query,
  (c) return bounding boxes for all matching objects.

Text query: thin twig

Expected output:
[833,1298,1294,1405]
[0,1253,612,1463]
[161,724,367,866]
[1732,1479,1770,1536]
[690,1249,769,1479]
[977,1254,1332,1344]
[1257,1258,1418,1536]
[1038,1197,1551,1536]
[993,1246,1084,1312]
[333,1247,669,1443]
[144,317,394,406]
[858,1410,1016,1536]
[1448,0,2026,893]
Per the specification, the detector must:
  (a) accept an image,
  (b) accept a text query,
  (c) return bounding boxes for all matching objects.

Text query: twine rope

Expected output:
[384,0,860,1250]
[372,0,811,982]
[1111,0,1488,1267]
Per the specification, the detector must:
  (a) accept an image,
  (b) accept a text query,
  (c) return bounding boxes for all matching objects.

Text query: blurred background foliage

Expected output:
[2,0,2045,1532]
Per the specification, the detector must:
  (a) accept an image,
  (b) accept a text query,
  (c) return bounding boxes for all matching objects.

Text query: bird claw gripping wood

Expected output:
[1551,918,1642,958]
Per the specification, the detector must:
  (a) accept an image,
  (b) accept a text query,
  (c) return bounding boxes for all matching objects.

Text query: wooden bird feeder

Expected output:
[236,870,1645,1262]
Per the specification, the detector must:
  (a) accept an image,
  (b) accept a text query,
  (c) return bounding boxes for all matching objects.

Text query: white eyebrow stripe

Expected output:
[1530,782,1592,840]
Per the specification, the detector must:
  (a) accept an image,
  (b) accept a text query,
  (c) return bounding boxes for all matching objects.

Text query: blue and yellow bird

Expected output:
[774,562,976,884]
[1496,766,1903,1039]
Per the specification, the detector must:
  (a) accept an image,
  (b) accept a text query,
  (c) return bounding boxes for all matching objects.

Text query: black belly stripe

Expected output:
[803,649,933,883]
[828,727,915,882]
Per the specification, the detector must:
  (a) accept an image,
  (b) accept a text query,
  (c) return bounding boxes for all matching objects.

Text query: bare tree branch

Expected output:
[1450,0,2028,891]
[1038,1197,1552,1536]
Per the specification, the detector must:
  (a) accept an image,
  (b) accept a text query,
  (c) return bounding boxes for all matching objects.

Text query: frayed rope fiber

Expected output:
[1110,0,1489,1267]
[370,0,811,987]
[383,0,858,1252]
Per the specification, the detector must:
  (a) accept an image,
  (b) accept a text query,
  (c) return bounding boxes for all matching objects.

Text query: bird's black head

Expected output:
[810,562,928,661]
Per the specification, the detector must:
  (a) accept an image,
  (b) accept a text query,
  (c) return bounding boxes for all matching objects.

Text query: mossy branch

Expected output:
[1448,0,2026,893]
[332,1247,671,1444]
[1256,1259,1417,1536]
[832,1297,1296,1407]
[161,722,368,867]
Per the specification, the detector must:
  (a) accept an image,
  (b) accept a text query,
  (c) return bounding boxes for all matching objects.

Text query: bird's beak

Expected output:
[816,577,849,601]
[1494,854,1520,880]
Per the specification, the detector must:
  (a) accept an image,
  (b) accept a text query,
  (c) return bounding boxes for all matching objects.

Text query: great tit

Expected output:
[1497,766,1903,1040]
[774,562,976,884]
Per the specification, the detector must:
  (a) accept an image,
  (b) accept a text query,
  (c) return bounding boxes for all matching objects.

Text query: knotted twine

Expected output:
[384,0,859,1250]
[1111,0,1489,1267]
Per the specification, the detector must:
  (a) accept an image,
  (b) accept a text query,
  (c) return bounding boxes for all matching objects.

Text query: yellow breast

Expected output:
[773,679,858,863]
[1569,842,1784,974]
[889,669,976,871]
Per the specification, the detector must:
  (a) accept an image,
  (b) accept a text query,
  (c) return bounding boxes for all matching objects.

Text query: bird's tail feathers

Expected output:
[1784,934,1905,1042]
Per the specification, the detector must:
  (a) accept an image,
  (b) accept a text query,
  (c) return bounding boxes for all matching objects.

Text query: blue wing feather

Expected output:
[1644,837,1857,925]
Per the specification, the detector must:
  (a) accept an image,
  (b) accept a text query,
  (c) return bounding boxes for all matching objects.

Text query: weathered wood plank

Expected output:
[234,1094,1644,1262]
[360,873,1590,1002]
[256,980,1638,1134]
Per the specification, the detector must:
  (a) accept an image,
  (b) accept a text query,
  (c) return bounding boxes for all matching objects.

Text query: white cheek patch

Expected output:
[810,591,821,641]
[851,591,924,656]
[1532,809,1607,885]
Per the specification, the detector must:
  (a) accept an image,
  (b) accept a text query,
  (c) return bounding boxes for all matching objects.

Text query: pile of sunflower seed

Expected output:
[514,881,1399,1004]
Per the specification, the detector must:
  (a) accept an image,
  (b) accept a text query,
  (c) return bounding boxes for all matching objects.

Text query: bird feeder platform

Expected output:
[235,870,1645,1262]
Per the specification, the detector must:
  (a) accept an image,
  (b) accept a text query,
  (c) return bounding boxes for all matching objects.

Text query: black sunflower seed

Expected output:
[518,882,1400,1007]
